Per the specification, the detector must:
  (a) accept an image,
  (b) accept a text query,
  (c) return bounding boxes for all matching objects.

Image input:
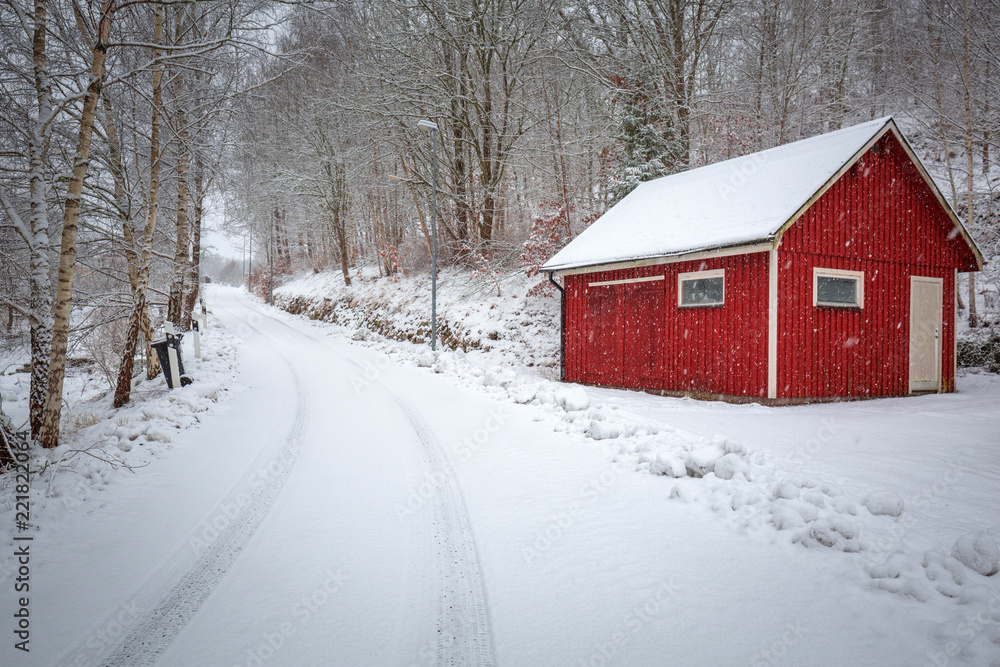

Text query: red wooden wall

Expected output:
[776,132,970,397]
[564,252,770,396]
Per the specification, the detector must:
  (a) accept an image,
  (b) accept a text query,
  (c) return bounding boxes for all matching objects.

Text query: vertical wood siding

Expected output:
[777,133,962,397]
[564,253,769,396]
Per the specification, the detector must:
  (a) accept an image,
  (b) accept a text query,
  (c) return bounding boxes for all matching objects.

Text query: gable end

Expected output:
[774,120,982,271]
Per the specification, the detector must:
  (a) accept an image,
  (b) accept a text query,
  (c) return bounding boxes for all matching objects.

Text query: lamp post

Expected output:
[269,206,275,305]
[247,226,252,290]
[417,119,439,351]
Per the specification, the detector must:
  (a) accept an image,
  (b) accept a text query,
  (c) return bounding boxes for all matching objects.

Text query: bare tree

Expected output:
[39,0,115,448]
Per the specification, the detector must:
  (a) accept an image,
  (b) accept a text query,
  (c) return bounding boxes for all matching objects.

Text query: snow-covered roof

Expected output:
[543,117,895,273]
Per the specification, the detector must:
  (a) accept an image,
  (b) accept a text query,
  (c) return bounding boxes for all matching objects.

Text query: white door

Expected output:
[909,276,943,393]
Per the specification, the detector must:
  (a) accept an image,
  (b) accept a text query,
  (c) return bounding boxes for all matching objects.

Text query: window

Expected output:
[678,269,725,307]
[813,267,864,308]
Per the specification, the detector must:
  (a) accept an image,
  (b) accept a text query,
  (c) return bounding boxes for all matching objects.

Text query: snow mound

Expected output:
[922,548,967,596]
[863,491,904,518]
[713,452,750,481]
[951,532,1000,576]
[649,452,686,478]
[483,366,516,388]
[797,517,859,552]
[958,585,1000,610]
[555,386,590,412]
[684,444,725,477]
[587,420,622,440]
[511,385,537,404]
[770,500,807,530]
[772,480,800,500]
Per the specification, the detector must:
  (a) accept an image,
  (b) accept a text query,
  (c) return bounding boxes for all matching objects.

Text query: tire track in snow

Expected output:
[232,293,496,666]
[379,384,496,667]
[93,296,310,666]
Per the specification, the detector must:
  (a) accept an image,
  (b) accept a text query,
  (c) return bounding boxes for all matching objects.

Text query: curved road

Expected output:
[70,287,495,666]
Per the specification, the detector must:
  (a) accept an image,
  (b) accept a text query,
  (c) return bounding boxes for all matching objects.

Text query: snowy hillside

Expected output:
[273,267,562,375]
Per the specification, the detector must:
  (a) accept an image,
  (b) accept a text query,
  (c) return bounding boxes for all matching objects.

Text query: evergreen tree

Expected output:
[607,65,683,205]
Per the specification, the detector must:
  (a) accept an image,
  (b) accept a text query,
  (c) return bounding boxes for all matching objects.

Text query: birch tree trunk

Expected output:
[168,5,190,327]
[39,0,114,448]
[27,0,53,439]
[182,152,204,323]
[113,3,163,409]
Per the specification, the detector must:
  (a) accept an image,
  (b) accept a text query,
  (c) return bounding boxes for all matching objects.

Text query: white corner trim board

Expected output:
[768,249,778,399]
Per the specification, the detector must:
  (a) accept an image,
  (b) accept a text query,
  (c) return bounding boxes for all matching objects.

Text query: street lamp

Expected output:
[417,119,439,351]
[269,206,275,305]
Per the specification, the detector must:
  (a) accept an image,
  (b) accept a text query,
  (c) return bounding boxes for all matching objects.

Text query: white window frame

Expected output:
[813,267,864,309]
[678,268,725,307]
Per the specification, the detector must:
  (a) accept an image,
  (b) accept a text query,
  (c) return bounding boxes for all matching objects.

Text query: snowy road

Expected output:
[115,288,495,665]
[9,286,999,666]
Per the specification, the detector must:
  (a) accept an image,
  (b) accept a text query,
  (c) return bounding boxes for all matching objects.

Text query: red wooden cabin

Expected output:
[543,118,983,401]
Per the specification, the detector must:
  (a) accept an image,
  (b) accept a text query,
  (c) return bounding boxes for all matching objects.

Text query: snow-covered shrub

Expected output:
[957,330,1000,372]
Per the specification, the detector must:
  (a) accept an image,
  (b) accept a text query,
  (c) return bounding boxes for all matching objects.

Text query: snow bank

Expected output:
[273,267,560,377]
[0,317,240,555]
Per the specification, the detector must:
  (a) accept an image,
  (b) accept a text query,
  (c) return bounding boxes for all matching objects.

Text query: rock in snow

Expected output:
[951,532,1000,576]
[863,491,904,518]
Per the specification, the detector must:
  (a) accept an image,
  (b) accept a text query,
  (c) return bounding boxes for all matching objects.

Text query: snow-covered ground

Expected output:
[1,280,999,666]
